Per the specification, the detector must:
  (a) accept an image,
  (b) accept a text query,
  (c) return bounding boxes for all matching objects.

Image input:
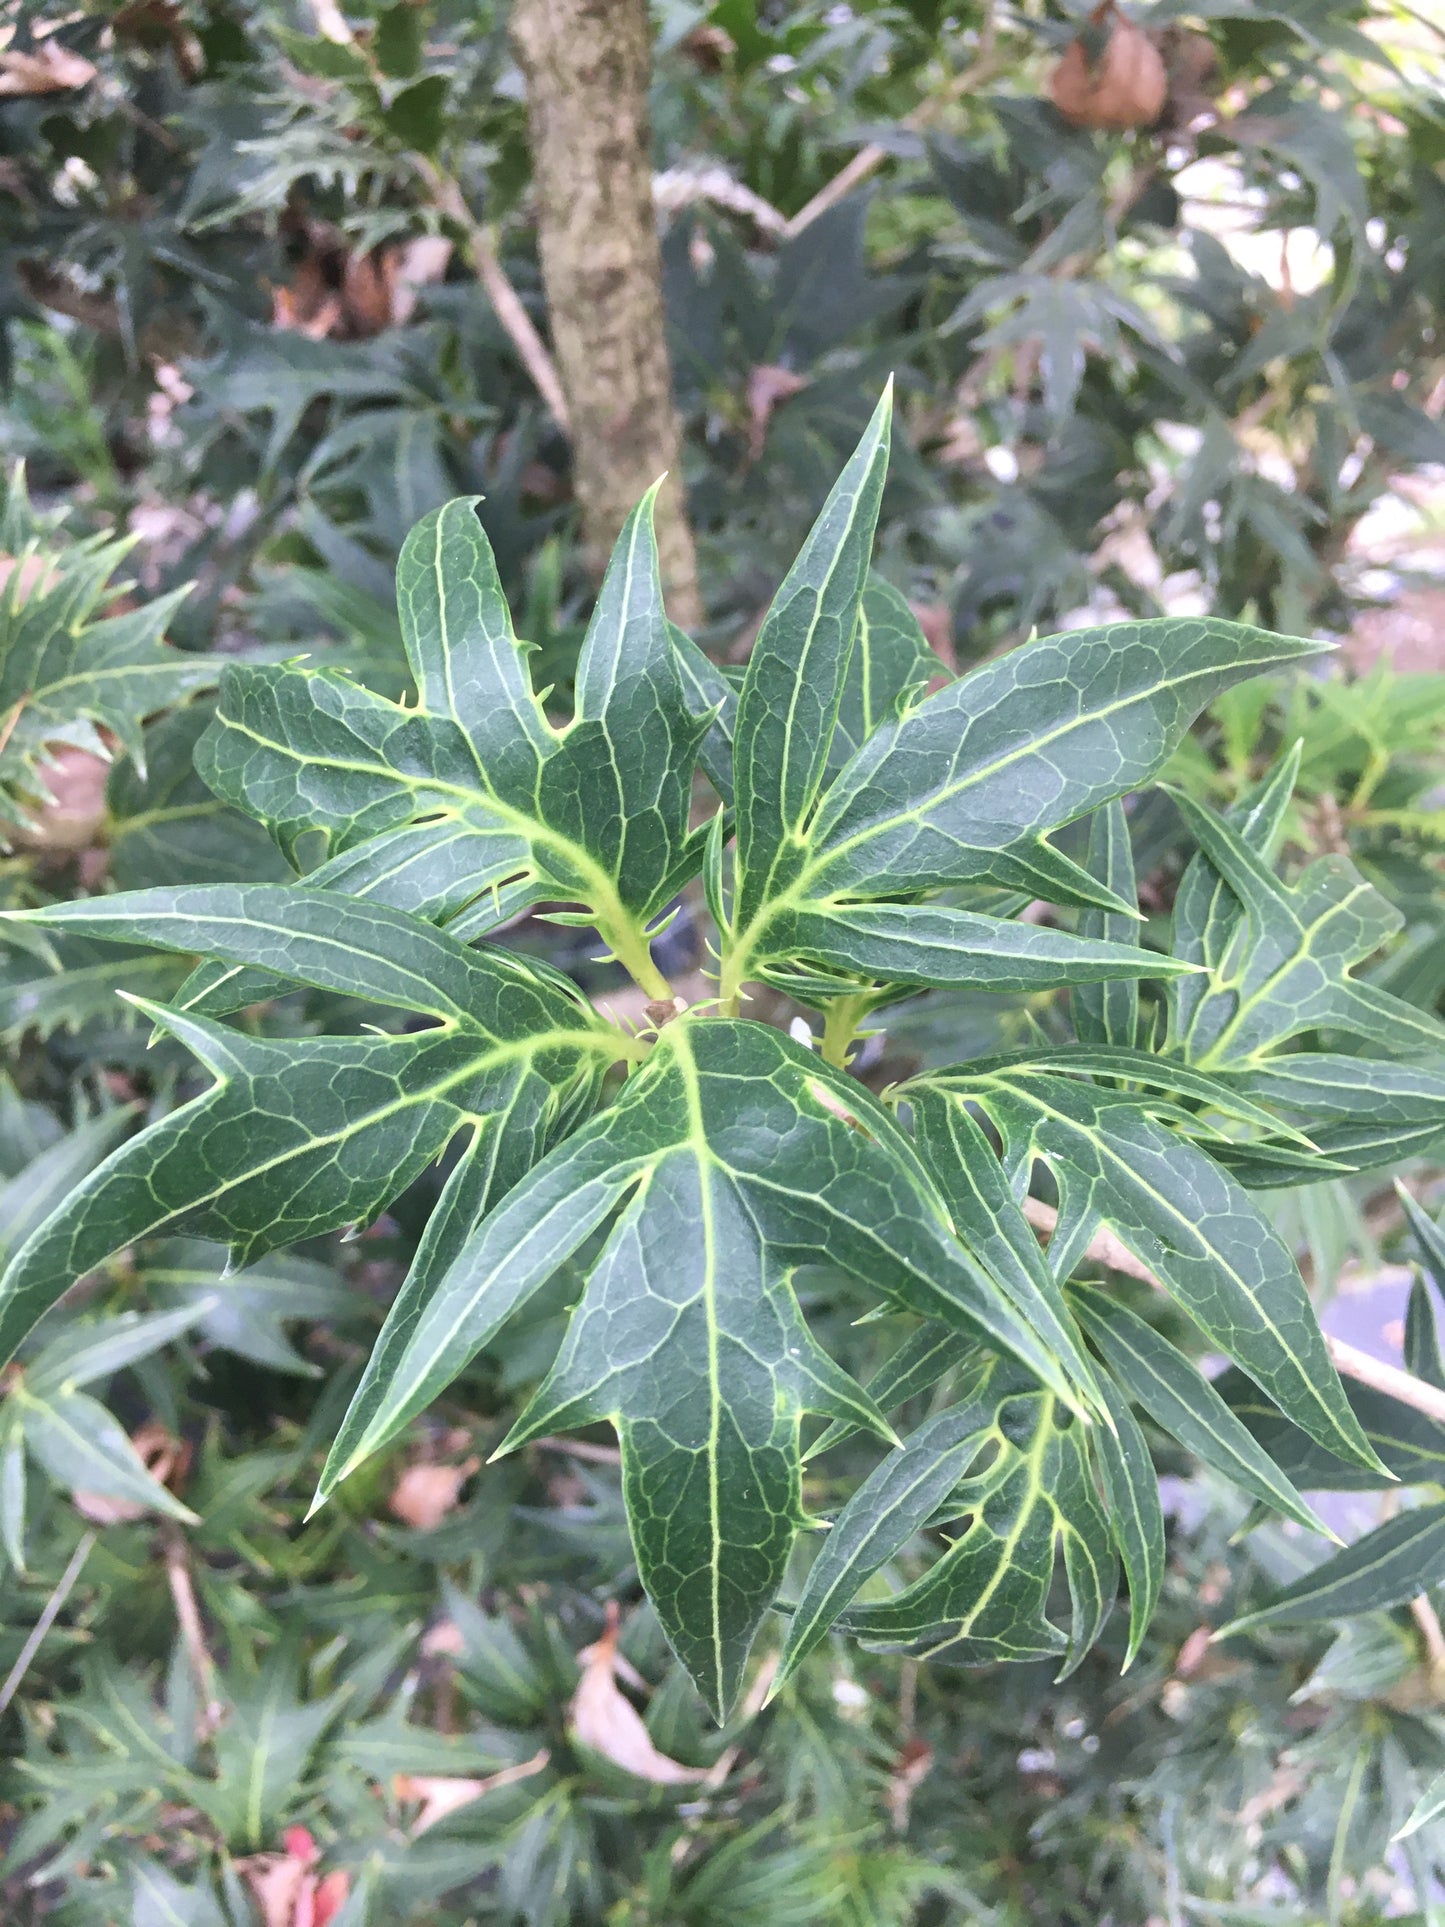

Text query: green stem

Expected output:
[599,912,672,1003]
[821,995,870,1070]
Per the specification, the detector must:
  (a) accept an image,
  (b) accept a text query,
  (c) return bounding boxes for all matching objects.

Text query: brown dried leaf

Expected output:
[239,1828,350,1927]
[8,745,111,855]
[746,364,811,465]
[394,1751,550,1834]
[73,1421,191,1524]
[0,43,97,96]
[1050,5,1167,131]
[569,1604,707,1785]
[387,1455,479,1530]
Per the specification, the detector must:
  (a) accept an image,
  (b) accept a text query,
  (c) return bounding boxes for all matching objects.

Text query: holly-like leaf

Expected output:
[0,466,218,830]
[719,470,1331,1000]
[1070,1286,1332,1533]
[907,1066,1382,1477]
[1090,1372,1164,1669]
[0,885,623,1366]
[319,1017,1105,1716]
[0,920,190,1043]
[1217,1505,1445,1640]
[758,898,1197,1004]
[731,385,893,929]
[777,1367,1002,1688]
[195,490,707,997]
[825,578,941,777]
[1217,1056,1445,1182]
[1166,771,1445,1070]
[839,1362,1116,1672]
[1073,799,1141,1049]
[105,707,289,892]
[1215,1363,1445,1494]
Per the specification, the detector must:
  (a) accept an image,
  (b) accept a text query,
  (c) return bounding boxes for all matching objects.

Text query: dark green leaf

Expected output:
[777,1374,1000,1687]
[0,887,619,1366]
[732,387,892,927]
[1216,1364,1445,1494]
[1090,1373,1164,1669]
[1217,1505,1445,1639]
[841,1366,1116,1673]
[384,73,448,150]
[909,1071,1381,1476]
[374,1,424,78]
[1070,1286,1331,1534]
[321,1018,1103,1716]
[196,495,706,997]
[1074,799,1140,1048]
[1166,779,1445,1068]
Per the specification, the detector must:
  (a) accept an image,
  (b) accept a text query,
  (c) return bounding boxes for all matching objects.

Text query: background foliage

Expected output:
[0,0,1442,1920]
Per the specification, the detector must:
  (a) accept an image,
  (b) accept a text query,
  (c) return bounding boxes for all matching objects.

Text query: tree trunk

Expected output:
[510,0,702,630]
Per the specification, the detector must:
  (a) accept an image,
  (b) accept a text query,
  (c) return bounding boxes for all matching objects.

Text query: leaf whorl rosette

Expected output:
[6,388,1441,1716]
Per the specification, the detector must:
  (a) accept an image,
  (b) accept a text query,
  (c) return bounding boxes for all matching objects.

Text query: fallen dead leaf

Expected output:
[8,744,111,857]
[73,1421,192,1525]
[0,43,97,96]
[569,1603,707,1785]
[394,1751,550,1834]
[273,229,452,341]
[387,1455,480,1530]
[746,364,810,465]
[240,1827,349,1927]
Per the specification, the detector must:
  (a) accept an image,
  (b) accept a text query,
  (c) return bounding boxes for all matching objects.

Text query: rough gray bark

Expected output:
[510,0,702,629]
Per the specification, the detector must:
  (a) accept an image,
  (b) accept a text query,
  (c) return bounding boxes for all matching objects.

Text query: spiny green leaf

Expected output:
[0,888,619,1367]
[321,1018,1102,1716]
[804,619,1328,904]
[0,472,218,829]
[908,1070,1382,1476]
[908,1089,1100,1410]
[759,900,1196,996]
[1216,1056,1445,1181]
[1070,1286,1332,1535]
[1214,1362,1445,1495]
[808,1322,978,1458]
[841,1364,1116,1673]
[195,491,707,994]
[826,577,941,777]
[1090,1372,1164,1669]
[0,921,190,1042]
[732,385,893,926]
[1074,799,1140,1049]
[1166,775,1445,1069]
[777,1371,1001,1688]
[729,613,1330,1002]
[1216,1505,1445,1639]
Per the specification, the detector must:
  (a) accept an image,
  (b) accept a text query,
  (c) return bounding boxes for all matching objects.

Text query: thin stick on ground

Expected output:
[0,1530,96,1720]
[414,161,571,431]
[165,1532,224,1739]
